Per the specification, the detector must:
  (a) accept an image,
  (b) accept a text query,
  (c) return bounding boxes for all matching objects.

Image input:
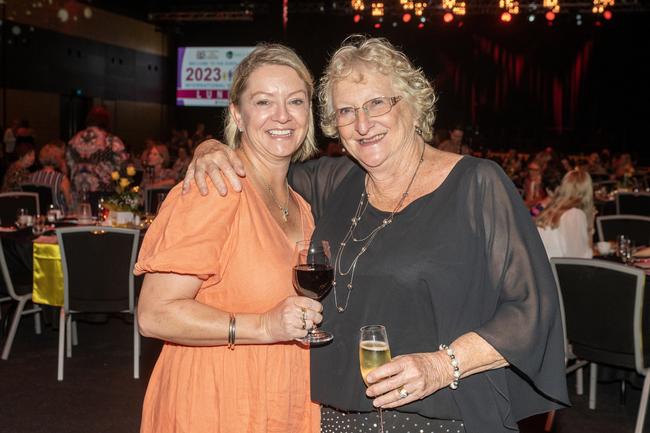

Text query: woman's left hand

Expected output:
[365,352,452,409]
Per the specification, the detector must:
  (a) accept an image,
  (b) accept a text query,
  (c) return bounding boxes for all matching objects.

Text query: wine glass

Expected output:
[292,240,334,344]
[359,325,392,433]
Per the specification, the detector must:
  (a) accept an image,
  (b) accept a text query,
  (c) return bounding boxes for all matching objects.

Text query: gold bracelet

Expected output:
[227,313,236,350]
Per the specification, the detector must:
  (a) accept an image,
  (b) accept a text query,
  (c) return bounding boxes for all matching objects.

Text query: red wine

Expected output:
[293,264,334,299]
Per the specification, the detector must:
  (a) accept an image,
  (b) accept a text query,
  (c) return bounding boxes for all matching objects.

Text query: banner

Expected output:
[176,47,254,107]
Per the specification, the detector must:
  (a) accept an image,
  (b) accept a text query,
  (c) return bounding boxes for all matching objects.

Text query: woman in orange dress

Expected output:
[135,44,322,433]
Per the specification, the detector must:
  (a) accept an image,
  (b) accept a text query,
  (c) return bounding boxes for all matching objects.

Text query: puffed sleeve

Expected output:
[472,160,569,419]
[134,182,239,282]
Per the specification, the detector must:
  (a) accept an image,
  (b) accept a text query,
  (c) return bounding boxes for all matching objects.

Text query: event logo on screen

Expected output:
[176,47,255,107]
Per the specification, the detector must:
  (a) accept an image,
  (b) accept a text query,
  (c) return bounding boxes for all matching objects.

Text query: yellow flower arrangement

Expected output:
[104,165,142,212]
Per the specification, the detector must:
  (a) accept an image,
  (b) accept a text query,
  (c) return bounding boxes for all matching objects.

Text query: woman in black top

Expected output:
[184,35,569,433]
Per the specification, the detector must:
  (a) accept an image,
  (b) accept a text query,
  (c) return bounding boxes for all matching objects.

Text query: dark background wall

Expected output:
[1,1,648,161]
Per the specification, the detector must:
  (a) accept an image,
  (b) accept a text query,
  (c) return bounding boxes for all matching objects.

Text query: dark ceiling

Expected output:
[81,0,650,23]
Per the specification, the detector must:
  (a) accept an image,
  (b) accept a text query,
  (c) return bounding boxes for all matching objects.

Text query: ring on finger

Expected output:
[301,310,307,322]
[301,317,307,330]
[398,387,409,399]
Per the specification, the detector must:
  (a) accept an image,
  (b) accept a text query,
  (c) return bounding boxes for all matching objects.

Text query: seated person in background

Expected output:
[141,143,177,189]
[530,167,564,217]
[523,160,546,208]
[25,143,73,211]
[437,124,470,155]
[536,169,595,259]
[2,142,35,192]
[171,145,191,180]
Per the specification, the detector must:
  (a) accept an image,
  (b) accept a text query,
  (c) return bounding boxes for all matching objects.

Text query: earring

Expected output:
[238,126,244,133]
[415,126,423,136]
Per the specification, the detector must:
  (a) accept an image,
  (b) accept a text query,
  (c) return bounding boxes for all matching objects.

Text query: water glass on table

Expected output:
[77,203,93,224]
[617,235,633,264]
[32,215,47,235]
[15,208,32,229]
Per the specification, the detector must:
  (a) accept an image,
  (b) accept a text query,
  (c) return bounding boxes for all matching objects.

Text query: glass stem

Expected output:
[378,407,385,433]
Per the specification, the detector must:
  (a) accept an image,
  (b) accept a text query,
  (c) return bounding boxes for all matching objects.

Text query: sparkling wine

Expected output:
[293,264,333,300]
[359,340,392,385]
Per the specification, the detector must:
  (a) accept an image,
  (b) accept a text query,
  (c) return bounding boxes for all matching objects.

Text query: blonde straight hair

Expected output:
[536,169,596,232]
[223,43,318,162]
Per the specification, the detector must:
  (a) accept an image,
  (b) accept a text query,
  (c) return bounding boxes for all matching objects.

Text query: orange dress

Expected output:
[135,178,320,433]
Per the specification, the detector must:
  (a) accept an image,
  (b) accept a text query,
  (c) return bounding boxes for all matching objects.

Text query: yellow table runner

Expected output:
[32,242,64,307]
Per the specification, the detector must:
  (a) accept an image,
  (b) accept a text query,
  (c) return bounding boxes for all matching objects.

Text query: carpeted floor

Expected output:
[0,310,647,433]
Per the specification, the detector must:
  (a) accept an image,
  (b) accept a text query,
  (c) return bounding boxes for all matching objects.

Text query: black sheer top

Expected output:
[290,155,569,433]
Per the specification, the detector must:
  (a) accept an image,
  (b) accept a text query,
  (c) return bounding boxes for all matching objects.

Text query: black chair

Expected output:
[617,192,650,216]
[21,184,54,211]
[0,192,39,226]
[0,238,42,360]
[550,258,648,433]
[55,227,140,381]
[596,215,650,247]
[144,186,172,214]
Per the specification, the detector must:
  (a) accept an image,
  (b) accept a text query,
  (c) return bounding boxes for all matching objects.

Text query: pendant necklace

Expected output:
[332,145,425,313]
[245,153,290,222]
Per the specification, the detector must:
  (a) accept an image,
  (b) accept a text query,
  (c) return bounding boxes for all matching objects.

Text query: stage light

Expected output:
[374,22,381,28]
[603,10,612,19]
[501,11,512,22]
[420,16,426,22]
[443,12,454,22]
[418,22,424,28]
[545,10,555,21]
[402,13,412,22]
[528,14,536,21]
[353,13,361,23]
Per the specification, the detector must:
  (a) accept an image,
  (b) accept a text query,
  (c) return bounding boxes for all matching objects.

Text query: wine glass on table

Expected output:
[359,325,392,433]
[292,240,334,344]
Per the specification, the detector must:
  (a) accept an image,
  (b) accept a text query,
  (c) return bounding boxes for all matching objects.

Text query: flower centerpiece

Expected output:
[103,165,141,226]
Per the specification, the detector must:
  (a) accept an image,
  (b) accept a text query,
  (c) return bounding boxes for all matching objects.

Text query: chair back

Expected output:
[144,186,172,214]
[0,192,39,226]
[21,184,54,211]
[596,215,650,246]
[56,227,139,313]
[617,192,650,216]
[550,258,647,374]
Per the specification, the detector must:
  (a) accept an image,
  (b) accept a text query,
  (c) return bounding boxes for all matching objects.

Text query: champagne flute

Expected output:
[359,325,392,433]
[292,240,334,344]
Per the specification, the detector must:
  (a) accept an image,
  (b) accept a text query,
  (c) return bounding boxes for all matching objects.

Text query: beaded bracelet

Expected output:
[227,313,236,350]
[439,344,461,390]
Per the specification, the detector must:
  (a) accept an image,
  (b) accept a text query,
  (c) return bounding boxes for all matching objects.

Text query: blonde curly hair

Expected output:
[223,43,318,162]
[318,35,437,142]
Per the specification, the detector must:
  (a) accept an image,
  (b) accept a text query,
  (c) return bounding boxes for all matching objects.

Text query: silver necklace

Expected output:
[246,154,290,222]
[332,145,426,313]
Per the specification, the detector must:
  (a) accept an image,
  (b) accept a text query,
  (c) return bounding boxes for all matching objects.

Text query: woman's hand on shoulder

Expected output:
[182,139,246,196]
[365,351,452,409]
[259,295,323,343]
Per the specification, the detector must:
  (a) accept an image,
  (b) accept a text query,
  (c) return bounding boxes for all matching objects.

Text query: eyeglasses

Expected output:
[334,96,402,127]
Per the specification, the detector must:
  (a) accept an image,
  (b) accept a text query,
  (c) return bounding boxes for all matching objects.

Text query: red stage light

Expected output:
[418,22,424,28]
[374,22,381,29]
[402,13,412,23]
[545,11,555,21]
[443,12,454,23]
[501,12,512,22]
[353,14,361,23]
[603,10,612,20]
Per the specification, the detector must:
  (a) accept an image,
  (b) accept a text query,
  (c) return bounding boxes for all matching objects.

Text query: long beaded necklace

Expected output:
[244,152,290,222]
[332,145,426,313]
